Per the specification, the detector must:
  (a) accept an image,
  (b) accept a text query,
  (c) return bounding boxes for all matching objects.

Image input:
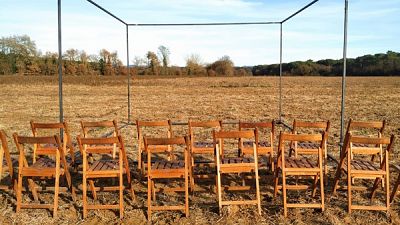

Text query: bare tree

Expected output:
[185,53,206,76]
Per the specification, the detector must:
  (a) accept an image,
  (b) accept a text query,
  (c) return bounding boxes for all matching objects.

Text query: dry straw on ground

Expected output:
[0,75,399,224]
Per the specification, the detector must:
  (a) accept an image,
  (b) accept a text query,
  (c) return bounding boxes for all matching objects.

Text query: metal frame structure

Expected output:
[57,0,349,145]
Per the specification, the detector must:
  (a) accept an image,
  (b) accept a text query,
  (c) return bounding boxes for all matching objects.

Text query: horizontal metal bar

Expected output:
[86,0,127,25]
[128,22,281,26]
[281,0,319,23]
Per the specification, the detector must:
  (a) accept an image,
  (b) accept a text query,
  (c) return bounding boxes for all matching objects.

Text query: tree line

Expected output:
[0,35,250,77]
[252,51,400,76]
[1,35,399,77]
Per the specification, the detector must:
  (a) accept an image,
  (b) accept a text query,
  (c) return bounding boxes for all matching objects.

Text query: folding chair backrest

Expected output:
[189,120,222,142]
[347,118,385,137]
[213,130,257,158]
[81,120,119,138]
[137,120,173,141]
[145,137,188,155]
[278,132,326,164]
[13,134,63,167]
[292,120,330,134]
[77,136,124,155]
[30,121,73,157]
[0,130,13,180]
[349,135,394,158]
[239,120,275,146]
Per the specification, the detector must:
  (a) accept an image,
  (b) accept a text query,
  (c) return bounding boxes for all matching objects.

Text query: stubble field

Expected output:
[0,75,399,224]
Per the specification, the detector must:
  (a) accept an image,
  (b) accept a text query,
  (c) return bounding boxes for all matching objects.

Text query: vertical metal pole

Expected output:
[126,25,131,123]
[57,0,64,136]
[340,0,348,149]
[279,22,283,122]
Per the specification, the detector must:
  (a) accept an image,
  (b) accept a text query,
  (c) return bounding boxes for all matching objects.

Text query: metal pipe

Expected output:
[128,21,280,26]
[86,0,127,25]
[126,25,131,122]
[279,23,283,122]
[57,0,64,137]
[281,0,319,23]
[340,0,349,150]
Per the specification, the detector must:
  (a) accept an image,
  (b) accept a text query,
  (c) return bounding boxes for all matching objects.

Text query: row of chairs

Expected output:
[0,119,398,220]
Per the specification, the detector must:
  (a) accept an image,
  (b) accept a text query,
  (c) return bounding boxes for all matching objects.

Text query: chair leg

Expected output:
[320,171,325,212]
[185,172,189,217]
[347,172,352,214]
[390,173,400,203]
[312,175,319,197]
[255,166,262,215]
[82,175,87,218]
[273,169,279,198]
[89,180,97,200]
[53,171,60,218]
[385,172,390,212]
[119,172,124,219]
[27,178,39,201]
[147,176,152,221]
[332,168,342,195]
[282,171,287,217]
[370,177,381,200]
[216,169,223,215]
[16,173,23,213]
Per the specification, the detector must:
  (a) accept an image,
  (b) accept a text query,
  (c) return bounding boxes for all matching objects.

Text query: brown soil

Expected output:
[0,75,399,224]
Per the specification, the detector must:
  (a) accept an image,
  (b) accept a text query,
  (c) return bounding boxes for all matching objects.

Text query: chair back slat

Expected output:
[15,135,59,145]
[78,136,119,145]
[280,133,323,142]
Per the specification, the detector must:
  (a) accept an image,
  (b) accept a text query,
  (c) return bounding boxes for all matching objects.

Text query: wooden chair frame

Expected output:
[136,120,173,175]
[239,120,275,171]
[332,133,394,213]
[289,120,330,178]
[214,130,261,215]
[78,135,134,219]
[81,120,119,159]
[13,134,75,218]
[144,136,190,221]
[0,130,17,191]
[188,120,222,189]
[274,132,326,217]
[30,121,76,164]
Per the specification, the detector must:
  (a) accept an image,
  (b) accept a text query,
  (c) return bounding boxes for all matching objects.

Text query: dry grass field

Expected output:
[0,75,399,224]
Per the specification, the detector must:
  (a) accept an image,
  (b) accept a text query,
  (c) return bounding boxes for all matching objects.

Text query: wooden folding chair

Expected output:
[145,136,190,220]
[332,133,395,213]
[13,134,75,218]
[136,120,173,175]
[273,132,326,217]
[30,121,77,166]
[289,120,330,177]
[214,130,261,215]
[77,135,134,219]
[0,130,17,191]
[188,120,222,189]
[81,120,119,159]
[239,120,275,171]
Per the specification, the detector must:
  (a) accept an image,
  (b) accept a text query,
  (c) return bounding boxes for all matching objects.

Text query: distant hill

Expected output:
[252,51,400,76]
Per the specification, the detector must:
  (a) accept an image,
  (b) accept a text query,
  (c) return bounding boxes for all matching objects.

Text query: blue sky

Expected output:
[0,0,399,66]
